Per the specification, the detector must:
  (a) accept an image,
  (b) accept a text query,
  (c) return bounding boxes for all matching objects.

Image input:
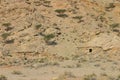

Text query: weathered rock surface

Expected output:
[0,0,120,66]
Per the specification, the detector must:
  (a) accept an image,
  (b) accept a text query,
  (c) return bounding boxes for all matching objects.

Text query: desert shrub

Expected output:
[72,55,80,60]
[49,61,60,66]
[100,73,108,76]
[12,70,22,75]
[43,34,57,45]
[55,9,68,18]
[99,16,106,22]
[42,1,51,7]
[55,9,66,13]
[44,1,51,4]
[76,63,81,68]
[2,23,11,27]
[38,57,48,63]
[0,75,7,80]
[57,71,76,80]
[46,41,57,45]
[112,29,119,32]
[108,3,115,8]
[56,14,68,18]
[63,71,76,78]
[44,34,55,41]
[2,23,13,31]
[1,33,10,39]
[105,3,115,11]
[5,39,14,44]
[72,16,83,20]
[116,75,120,80]
[35,24,42,29]
[5,27,13,31]
[110,23,119,28]
[84,74,97,80]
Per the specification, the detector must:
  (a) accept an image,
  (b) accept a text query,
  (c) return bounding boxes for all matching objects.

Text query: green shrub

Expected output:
[63,71,76,78]
[117,75,120,79]
[110,23,119,28]
[44,1,51,4]
[0,75,7,80]
[56,14,68,18]
[38,57,48,63]
[55,9,66,13]
[2,23,13,31]
[35,24,42,29]
[5,39,14,44]
[72,16,83,20]
[1,33,10,39]
[12,70,22,75]
[108,3,115,8]
[2,23,11,27]
[55,9,68,18]
[84,74,97,80]
[105,3,115,11]
[100,73,108,76]
[44,34,55,41]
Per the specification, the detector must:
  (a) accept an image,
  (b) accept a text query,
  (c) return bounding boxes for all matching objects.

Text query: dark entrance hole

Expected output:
[89,49,92,52]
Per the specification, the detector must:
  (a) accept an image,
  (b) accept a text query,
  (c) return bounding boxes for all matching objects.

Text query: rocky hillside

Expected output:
[0,0,120,66]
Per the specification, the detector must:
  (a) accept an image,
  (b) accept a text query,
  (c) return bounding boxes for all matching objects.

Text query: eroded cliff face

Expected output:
[0,0,120,66]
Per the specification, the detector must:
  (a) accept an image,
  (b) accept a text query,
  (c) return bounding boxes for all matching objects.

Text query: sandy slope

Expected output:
[0,0,120,80]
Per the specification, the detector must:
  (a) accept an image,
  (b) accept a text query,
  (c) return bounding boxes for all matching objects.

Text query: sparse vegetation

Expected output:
[0,75,7,80]
[117,75,120,80]
[43,34,57,45]
[101,73,108,76]
[72,16,84,23]
[94,64,100,67]
[56,14,68,18]
[12,70,22,75]
[38,57,48,63]
[105,3,115,11]
[57,71,76,80]
[63,71,76,78]
[2,23,11,27]
[110,23,119,28]
[72,16,83,20]
[72,55,80,60]
[55,9,66,14]
[5,27,13,31]
[84,73,97,80]
[35,24,42,29]
[76,63,81,68]
[108,3,115,8]
[49,61,60,66]
[2,23,13,31]
[0,0,120,80]
[5,39,14,44]
[112,29,119,32]
[55,9,68,18]
[1,33,10,39]
[44,34,55,42]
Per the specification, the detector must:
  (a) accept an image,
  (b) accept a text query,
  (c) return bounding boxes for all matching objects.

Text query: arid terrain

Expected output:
[0,0,120,80]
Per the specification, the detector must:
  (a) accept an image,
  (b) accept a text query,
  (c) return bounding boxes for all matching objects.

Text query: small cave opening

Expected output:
[89,49,92,52]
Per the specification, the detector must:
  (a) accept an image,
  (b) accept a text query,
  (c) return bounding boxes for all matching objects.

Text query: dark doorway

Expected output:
[89,49,92,52]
